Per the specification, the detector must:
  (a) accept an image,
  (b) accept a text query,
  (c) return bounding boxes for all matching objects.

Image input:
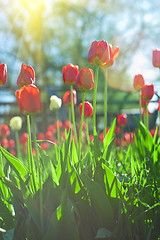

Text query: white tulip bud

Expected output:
[9,116,22,131]
[50,95,62,111]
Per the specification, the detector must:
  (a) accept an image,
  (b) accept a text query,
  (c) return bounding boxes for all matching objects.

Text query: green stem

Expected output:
[93,66,99,135]
[78,91,85,159]
[31,116,43,230]
[26,115,36,193]
[104,70,108,137]
[56,110,60,145]
[70,85,78,148]
[86,118,90,146]
[138,90,142,122]
[68,106,71,126]
[144,105,149,130]
[15,131,21,158]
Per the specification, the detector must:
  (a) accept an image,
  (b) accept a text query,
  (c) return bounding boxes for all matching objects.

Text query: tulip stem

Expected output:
[26,115,36,193]
[104,70,108,137]
[15,131,21,159]
[93,66,99,135]
[70,85,78,148]
[78,91,85,159]
[55,110,60,145]
[138,91,142,122]
[86,118,90,146]
[31,115,43,230]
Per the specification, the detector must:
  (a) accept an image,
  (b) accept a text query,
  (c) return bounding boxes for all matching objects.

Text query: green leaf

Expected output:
[81,172,115,230]
[50,161,59,186]
[0,146,28,181]
[102,164,124,198]
[103,118,116,150]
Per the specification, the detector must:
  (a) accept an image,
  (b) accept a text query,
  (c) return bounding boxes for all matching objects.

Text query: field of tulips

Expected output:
[0,41,160,240]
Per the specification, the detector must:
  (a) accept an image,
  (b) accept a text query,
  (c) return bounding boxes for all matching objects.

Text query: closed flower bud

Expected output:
[8,139,15,149]
[141,84,154,101]
[19,133,28,146]
[0,63,7,86]
[133,74,145,90]
[62,63,79,85]
[79,101,93,118]
[16,84,42,115]
[76,67,94,91]
[9,116,22,131]
[0,124,10,137]
[17,63,35,87]
[117,114,127,127]
[63,89,77,106]
[152,49,160,68]
[87,40,119,68]
[50,95,62,111]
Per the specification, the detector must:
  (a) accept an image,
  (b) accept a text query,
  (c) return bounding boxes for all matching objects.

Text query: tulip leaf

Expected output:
[0,146,28,181]
[81,172,115,230]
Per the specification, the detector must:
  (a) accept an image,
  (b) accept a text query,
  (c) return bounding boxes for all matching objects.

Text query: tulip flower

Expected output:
[37,132,45,140]
[63,89,77,106]
[141,92,150,107]
[54,120,63,129]
[9,116,22,131]
[19,133,28,146]
[49,95,62,111]
[0,124,10,137]
[8,139,15,149]
[87,40,119,68]
[152,49,160,68]
[17,63,35,87]
[79,101,93,118]
[141,84,154,101]
[62,63,79,85]
[16,84,42,115]
[0,63,7,86]
[133,74,145,91]
[1,138,9,149]
[76,67,94,91]
[47,124,56,134]
[117,114,127,127]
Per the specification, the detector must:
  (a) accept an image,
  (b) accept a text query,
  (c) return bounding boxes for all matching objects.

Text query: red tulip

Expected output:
[133,74,145,90]
[37,132,45,140]
[0,124,10,137]
[19,133,28,146]
[47,124,56,134]
[87,40,119,68]
[54,120,63,129]
[63,120,73,132]
[76,67,94,91]
[117,114,127,127]
[141,92,150,107]
[40,142,49,150]
[141,84,154,101]
[152,49,160,68]
[63,89,77,106]
[16,84,42,115]
[62,63,79,85]
[79,101,93,118]
[17,63,35,87]
[0,63,7,86]
[1,138,9,148]
[8,139,15,149]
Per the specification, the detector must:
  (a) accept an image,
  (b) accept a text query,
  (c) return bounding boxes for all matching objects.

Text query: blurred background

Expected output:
[0,0,160,130]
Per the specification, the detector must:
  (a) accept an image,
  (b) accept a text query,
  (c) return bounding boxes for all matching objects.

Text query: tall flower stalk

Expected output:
[93,66,99,135]
[31,116,43,229]
[70,85,78,148]
[78,91,85,158]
